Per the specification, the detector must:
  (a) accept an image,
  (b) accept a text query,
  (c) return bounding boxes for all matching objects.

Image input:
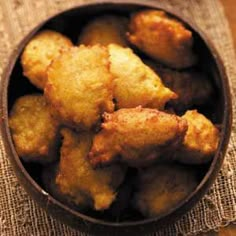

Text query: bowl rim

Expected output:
[0,0,232,229]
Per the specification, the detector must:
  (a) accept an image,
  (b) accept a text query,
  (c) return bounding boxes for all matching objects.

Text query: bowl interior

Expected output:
[5,1,230,230]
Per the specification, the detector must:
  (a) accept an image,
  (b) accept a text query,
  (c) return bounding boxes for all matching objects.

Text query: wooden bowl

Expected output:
[0,1,232,235]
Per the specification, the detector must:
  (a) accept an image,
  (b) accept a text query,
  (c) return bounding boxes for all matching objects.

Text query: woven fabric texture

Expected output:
[0,0,236,235]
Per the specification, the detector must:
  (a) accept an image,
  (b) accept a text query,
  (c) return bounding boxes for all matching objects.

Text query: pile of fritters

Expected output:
[9,10,220,218]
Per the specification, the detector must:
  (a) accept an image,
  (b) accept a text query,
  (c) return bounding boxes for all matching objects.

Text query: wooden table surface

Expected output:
[222,0,236,48]
[199,1,236,235]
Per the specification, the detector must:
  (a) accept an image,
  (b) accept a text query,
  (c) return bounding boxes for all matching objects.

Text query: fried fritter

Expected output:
[134,164,198,217]
[127,10,197,69]
[176,110,219,164]
[56,128,126,211]
[45,45,114,130]
[108,44,177,109]
[160,69,213,111]
[78,15,128,46]
[146,61,213,111]
[88,107,187,168]
[9,95,60,163]
[42,164,89,210]
[21,30,73,89]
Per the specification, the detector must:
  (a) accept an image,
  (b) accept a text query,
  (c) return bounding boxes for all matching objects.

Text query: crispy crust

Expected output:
[78,15,128,46]
[42,164,90,210]
[9,94,60,163]
[56,128,126,210]
[21,30,73,89]
[88,107,187,167]
[127,10,197,69]
[134,164,198,217]
[176,110,220,164]
[108,44,177,109]
[45,45,114,130]
[145,60,213,111]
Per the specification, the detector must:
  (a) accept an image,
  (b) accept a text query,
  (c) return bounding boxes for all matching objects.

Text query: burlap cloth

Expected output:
[0,0,236,235]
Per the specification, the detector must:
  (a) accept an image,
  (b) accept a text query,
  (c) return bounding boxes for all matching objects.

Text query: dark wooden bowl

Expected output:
[0,1,232,235]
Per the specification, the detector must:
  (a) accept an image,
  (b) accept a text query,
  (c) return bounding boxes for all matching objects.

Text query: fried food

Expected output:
[127,10,197,69]
[42,164,89,210]
[45,45,114,130]
[9,95,60,163]
[78,15,128,46]
[88,107,187,168]
[175,110,219,164]
[21,30,73,89]
[108,44,177,109]
[146,61,213,111]
[134,164,198,217]
[159,69,213,111]
[56,128,126,211]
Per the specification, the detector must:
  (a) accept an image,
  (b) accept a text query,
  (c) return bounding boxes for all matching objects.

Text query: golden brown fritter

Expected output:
[159,69,213,111]
[78,15,128,46]
[127,10,197,69]
[146,61,213,111]
[56,128,126,211]
[88,107,187,168]
[108,44,177,109]
[21,30,73,89]
[45,45,114,130]
[9,95,60,163]
[175,110,220,164]
[42,164,89,210]
[134,164,198,217]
